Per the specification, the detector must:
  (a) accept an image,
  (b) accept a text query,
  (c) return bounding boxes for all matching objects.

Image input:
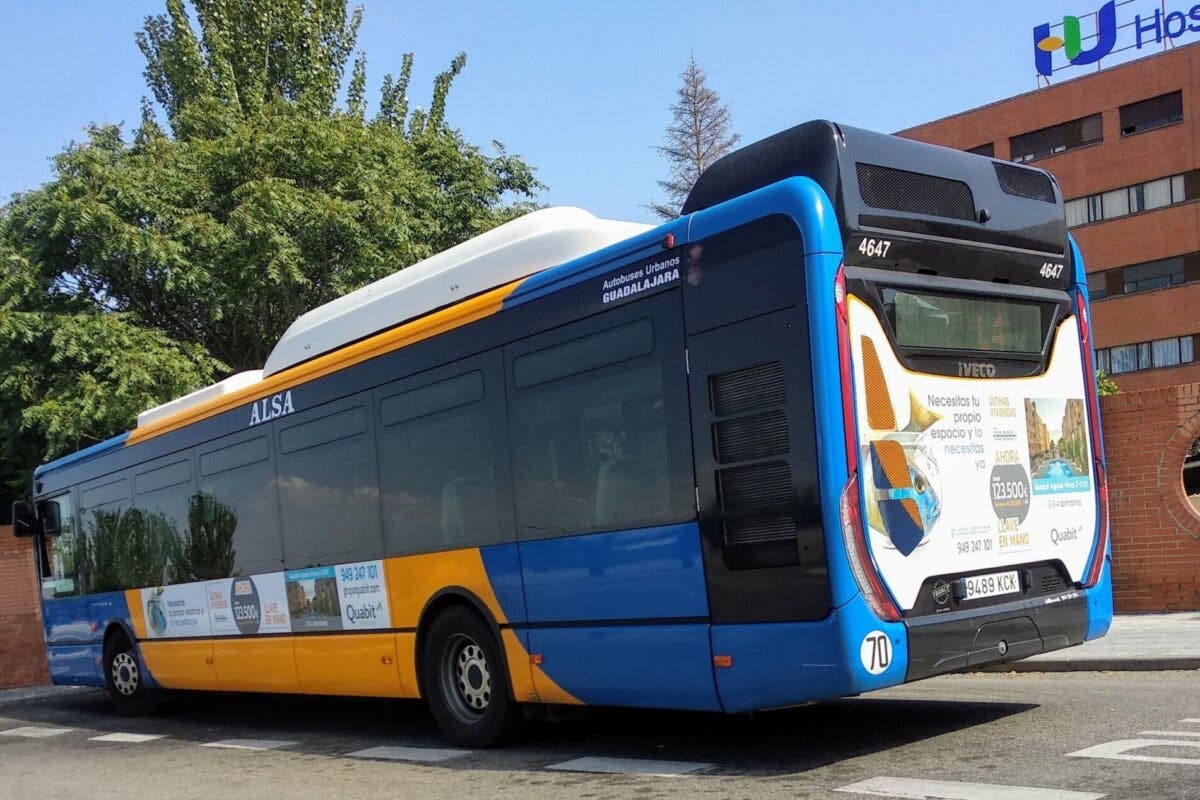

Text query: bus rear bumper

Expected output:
[903,592,1089,682]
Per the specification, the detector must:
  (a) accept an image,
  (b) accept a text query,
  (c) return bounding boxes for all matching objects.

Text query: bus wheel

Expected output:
[422,606,522,747]
[103,635,158,716]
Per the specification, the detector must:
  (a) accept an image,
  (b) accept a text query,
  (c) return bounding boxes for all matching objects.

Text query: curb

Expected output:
[976,657,1200,673]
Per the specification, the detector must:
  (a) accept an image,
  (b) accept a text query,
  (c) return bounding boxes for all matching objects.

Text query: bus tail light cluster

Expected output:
[836,265,900,622]
[1075,293,1109,588]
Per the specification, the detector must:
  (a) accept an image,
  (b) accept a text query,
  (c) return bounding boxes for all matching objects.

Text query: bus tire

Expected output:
[422,606,522,747]
[103,634,158,716]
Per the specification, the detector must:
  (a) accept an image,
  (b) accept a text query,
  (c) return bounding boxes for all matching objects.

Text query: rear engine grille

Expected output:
[856,162,977,222]
[710,362,785,416]
[994,162,1056,203]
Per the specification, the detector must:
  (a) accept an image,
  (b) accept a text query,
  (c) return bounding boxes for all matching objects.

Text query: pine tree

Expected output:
[649,56,740,220]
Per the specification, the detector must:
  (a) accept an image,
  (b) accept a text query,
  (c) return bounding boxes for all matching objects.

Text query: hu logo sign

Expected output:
[1033,1,1117,76]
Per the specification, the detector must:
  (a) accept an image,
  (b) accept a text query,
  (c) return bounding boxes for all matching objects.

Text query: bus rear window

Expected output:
[882,289,1045,354]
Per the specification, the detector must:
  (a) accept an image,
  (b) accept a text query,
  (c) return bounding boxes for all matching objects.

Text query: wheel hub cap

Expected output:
[111,651,139,696]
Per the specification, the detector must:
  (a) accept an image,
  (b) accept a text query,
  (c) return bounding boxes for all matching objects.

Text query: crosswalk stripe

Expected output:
[199,738,296,751]
[0,726,73,738]
[545,756,714,776]
[1068,738,1200,766]
[1140,730,1200,737]
[89,733,165,743]
[1183,718,1200,724]
[835,776,1104,800]
[345,745,470,763]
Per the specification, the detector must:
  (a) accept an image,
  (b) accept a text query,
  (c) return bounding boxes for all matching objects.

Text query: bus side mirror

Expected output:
[12,501,41,538]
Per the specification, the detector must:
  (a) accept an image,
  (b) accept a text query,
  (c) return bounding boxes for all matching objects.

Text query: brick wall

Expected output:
[1102,384,1200,611]
[0,527,49,689]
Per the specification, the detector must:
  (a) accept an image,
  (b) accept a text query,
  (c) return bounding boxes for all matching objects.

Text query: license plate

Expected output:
[961,570,1021,600]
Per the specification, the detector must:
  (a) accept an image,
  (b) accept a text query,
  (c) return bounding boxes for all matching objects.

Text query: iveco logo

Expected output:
[958,361,997,378]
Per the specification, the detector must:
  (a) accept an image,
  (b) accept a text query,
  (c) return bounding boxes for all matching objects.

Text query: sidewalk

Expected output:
[998,612,1200,672]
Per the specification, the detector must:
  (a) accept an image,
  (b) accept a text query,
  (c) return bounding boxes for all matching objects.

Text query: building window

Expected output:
[1123,256,1185,294]
[1119,91,1183,136]
[967,142,995,158]
[1065,171,1195,228]
[1152,337,1182,368]
[1065,197,1088,227]
[1086,271,1107,300]
[1101,187,1129,219]
[1109,344,1139,374]
[1097,335,1198,375]
[1010,114,1102,163]
[1129,183,1145,213]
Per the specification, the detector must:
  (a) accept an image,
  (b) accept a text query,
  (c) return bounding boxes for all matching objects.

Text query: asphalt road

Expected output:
[0,671,1197,800]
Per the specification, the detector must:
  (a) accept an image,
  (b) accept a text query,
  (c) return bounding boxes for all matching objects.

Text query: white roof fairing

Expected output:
[132,207,651,429]
[261,207,651,377]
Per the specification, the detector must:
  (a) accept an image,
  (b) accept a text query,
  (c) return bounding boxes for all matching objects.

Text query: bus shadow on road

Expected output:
[0,686,1036,775]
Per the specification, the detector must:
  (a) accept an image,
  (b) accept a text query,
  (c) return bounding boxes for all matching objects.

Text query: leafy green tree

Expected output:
[1,0,541,504]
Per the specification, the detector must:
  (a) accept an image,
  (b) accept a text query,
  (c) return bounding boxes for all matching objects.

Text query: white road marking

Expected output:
[0,726,73,738]
[199,738,296,751]
[89,732,165,743]
[545,756,714,776]
[1068,738,1200,766]
[345,745,469,763]
[1140,730,1200,738]
[1183,719,1200,724]
[836,776,1104,800]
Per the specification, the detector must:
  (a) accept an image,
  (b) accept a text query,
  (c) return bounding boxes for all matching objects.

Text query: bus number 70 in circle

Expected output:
[860,630,893,675]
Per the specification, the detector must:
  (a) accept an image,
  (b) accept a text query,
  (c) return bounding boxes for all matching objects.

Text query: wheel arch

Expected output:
[414,587,510,700]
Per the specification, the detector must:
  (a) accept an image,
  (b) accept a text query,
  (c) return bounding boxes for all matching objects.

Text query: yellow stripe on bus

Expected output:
[133,547,581,704]
[125,280,522,447]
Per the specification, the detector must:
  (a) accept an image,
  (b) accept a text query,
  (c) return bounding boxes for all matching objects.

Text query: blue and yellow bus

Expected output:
[11,121,1112,746]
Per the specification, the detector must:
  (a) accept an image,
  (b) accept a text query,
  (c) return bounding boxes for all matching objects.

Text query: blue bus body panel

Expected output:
[46,644,102,686]
[517,523,717,710]
[1068,235,1114,641]
[41,590,155,689]
[711,594,908,713]
[517,523,708,622]
[34,432,128,480]
[479,543,528,624]
[527,623,720,710]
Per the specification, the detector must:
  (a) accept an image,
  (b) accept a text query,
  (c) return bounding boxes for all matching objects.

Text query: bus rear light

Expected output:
[1084,462,1110,587]
[835,265,857,473]
[835,263,899,621]
[841,473,901,621]
[1075,291,1108,588]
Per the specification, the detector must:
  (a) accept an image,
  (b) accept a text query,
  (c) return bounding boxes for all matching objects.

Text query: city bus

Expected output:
[11,120,1112,747]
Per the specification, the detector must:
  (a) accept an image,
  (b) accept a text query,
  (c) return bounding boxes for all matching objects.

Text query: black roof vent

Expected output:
[855,163,977,222]
[993,162,1056,204]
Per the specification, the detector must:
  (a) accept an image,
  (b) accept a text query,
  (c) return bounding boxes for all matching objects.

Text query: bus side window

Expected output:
[276,395,384,569]
[36,493,79,599]
[198,433,283,577]
[378,367,504,555]
[510,316,689,538]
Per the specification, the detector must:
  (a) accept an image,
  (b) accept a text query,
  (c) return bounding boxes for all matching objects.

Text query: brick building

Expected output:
[0,528,49,688]
[900,42,1200,610]
[900,41,1200,393]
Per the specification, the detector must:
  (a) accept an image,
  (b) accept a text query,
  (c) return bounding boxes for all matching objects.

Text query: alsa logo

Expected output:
[249,390,295,426]
[1034,1,1117,77]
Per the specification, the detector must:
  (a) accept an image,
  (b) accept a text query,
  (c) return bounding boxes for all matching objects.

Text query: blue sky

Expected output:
[0,1,1168,223]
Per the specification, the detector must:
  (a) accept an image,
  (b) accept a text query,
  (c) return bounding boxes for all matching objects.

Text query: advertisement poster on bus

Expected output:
[140,559,392,638]
[848,298,1096,610]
